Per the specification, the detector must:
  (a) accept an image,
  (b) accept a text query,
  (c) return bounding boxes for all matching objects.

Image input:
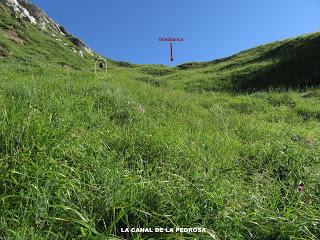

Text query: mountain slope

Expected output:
[139,32,320,92]
[1,1,320,240]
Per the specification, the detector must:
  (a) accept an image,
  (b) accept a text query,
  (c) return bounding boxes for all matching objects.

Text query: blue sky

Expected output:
[31,0,320,65]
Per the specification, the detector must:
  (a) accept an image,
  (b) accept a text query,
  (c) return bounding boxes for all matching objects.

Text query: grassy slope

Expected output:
[1,4,320,240]
[141,32,320,92]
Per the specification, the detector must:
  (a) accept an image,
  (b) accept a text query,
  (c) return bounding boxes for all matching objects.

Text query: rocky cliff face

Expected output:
[5,0,36,24]
[4,0,93,54]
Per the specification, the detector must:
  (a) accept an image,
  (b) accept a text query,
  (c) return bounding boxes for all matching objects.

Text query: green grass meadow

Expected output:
[1,3,320,239]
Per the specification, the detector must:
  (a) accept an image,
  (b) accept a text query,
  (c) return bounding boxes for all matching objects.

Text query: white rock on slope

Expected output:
[6,0,37,24]
[4,0,95,56]
[16,0,66,34]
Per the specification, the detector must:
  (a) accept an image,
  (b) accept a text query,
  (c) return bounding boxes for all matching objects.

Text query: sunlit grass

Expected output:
[1,4,320,239]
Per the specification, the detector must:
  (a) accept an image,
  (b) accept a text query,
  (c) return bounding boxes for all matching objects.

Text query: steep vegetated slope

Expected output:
[1,1,320,240]
[142,32,320,92]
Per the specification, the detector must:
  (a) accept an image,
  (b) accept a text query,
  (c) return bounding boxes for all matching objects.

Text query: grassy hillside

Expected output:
[142,32,320,92]
[1,3,320,240]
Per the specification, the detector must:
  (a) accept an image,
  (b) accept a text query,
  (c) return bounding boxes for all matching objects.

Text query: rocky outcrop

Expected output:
[6,0,67,34]
[5,0,36,24]
[4,0,93,54]
[19,0,66,34]
[70,37,87,48]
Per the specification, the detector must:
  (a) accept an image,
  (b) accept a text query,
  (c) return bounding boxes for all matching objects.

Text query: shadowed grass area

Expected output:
[1,3,320,240]
[173,32,320,92]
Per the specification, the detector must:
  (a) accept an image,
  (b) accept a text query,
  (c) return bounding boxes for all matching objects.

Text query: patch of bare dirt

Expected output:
[3,30,24,45]
[305,138,317,146]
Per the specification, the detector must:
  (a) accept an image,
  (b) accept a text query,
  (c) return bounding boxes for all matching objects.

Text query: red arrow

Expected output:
[170,42,173,62]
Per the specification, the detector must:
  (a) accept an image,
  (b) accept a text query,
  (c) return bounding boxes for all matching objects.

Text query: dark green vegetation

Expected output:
[1,3,320,240]
[175,34,320,92]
